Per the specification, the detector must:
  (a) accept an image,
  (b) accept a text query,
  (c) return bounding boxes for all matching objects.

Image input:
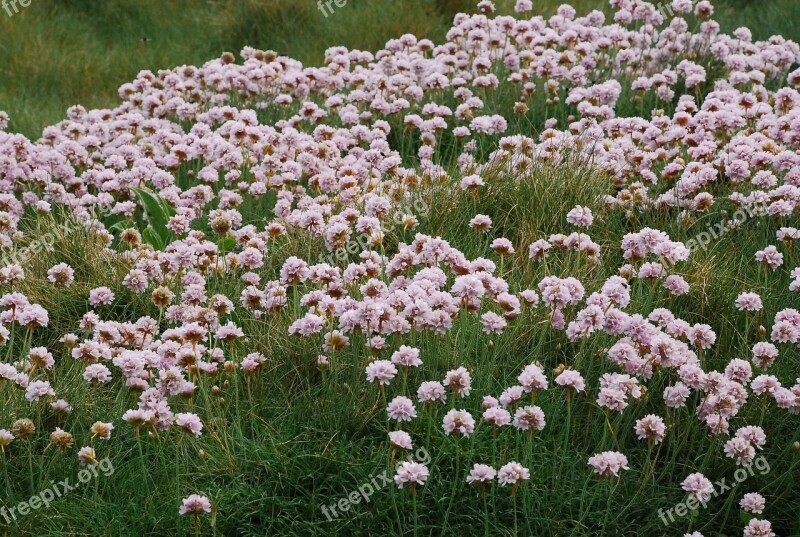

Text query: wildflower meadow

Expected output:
[1,0,800,535]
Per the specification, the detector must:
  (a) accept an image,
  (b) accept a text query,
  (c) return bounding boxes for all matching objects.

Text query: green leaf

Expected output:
[108,221,132,235]
[739,510,754,525]
[131,187,176,249]
[216,236,236,252]
[142,226,165,251]
[131,188,174,229]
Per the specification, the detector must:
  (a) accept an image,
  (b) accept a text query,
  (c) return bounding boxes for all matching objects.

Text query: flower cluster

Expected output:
[0,0,796,533]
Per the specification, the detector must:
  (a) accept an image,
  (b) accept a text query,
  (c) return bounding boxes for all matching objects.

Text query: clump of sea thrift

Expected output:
[0,0,797,533]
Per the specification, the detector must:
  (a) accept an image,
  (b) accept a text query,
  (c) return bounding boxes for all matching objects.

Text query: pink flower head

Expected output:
[47,263,75,286]
[735,292,763,312]
[467,463,496,485]
[682,472,714,502]
[566,205,593,228]
[512,405,545,432]
[388,430,412,450]
[391,346,422,368]
[743,519,775,537]
[366,360,398,386]
[88,287,115,306]
[394,461,428,489]
[387,396,417,422]
[417,381,447,404]
[634,414,666,444]
[497,461,530,486]
[443,367,472,398]
[740,493,766,514]
[442,409,475,437]
[588,451,629,478]
[179,494,212,515]
[175,413,203,436]
[555,370,585,392]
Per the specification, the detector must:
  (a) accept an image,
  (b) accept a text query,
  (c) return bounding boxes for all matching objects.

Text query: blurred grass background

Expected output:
[0,0,798,138]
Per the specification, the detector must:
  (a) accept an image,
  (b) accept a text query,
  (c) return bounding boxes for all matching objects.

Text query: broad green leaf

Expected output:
[216,236,236,251]
[132,187,176,249]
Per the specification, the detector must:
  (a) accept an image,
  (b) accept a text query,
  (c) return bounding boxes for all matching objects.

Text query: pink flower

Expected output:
[443,367,472,398]
[467,464,496,484]
[122,269,148,293]
[490,238,515,255]
[514,0,532,13]
[724,437,756,464]
[123,409,155,427]
[417,381,447,404]
[394,461,428,488]
[743,519,775,537]
[480,311,507,334]
[664,275,690,296]
[0,429,14,452]
[391,346,422,368]
[518,363,548,391]
[634,415,666,444]
[179,494,212,515]
[740,493,766,514]
[682,473,714,502]
[77,446,98,465]
[555,370,585,392]
[442,409,475,436]
[483,406,511,427]
[215,322,244,342]
[751,375,781,395]
[25,380,55,401]
[47,263,75,286]
[664,383,691,408]
[88,287,115,306]
[388,431,412,450]
[588,451,629,478]
[688,324,716,349]
[83,364,112,384]
[280,257,311,284]
[175,413,203,436]
[597,387,628,412]
[512,405,545,431]
[735,292,763,312]
[755,246,783,270]
[752,342,778,369]
[566,206,593,228]
[387,396,417,422]
[500,385,526,407]
[469,214,492,232]
[366,360,397,386]
[497,461,530,485]
[736,426,766,449]
[528,240,551,260]
[460,174,484,191]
